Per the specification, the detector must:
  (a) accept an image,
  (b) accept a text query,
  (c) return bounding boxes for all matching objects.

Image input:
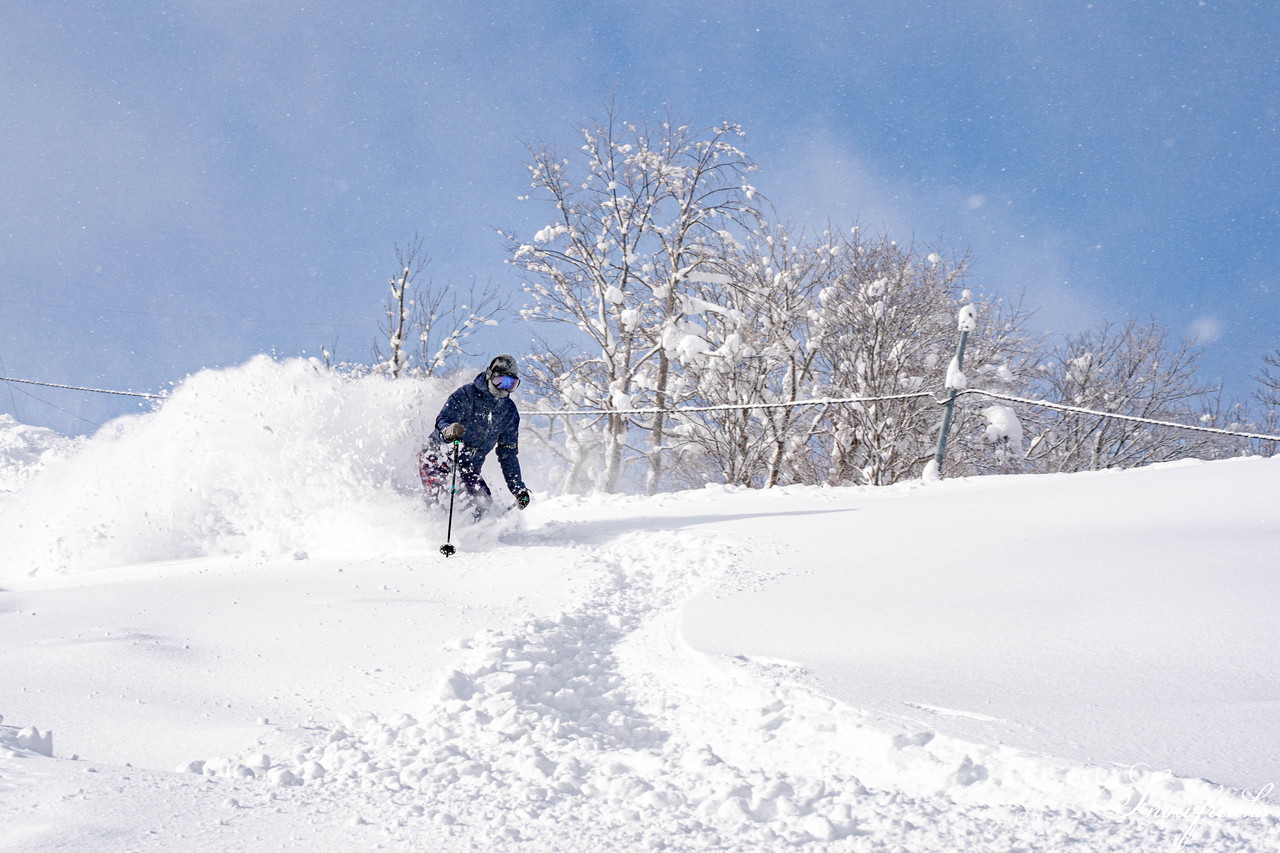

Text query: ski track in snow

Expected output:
[87,524,1276,851]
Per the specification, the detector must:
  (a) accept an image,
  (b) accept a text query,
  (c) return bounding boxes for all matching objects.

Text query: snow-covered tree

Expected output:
[798,232,1037,485]
[669,224,836,487]
[805,232,964,485]
[372,238,506,379]
[671,225,1038,487]
[1245,349,1280,456]
[1255,349,1280,410]
[374,239,422,379]
[513,342,610,495]
[1187,391,1268,459]
[412,278,507,378]
[504,107,761,493]
[1026,318,1221,471]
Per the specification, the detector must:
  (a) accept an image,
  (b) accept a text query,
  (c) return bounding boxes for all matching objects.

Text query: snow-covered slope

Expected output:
[2,359,1277,851]
[684,459,1280,796]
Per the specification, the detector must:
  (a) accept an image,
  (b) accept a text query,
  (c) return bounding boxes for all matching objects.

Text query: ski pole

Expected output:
[440,439,461,557]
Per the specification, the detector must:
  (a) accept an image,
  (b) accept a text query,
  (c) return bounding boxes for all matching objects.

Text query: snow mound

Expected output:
[0,357,450,577]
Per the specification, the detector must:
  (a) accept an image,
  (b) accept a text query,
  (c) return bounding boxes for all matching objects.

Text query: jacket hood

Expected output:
[487,354,518,379]
[480,355,519,400]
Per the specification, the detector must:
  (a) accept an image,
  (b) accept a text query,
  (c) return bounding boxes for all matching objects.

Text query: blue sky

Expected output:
[2,1,1276,435]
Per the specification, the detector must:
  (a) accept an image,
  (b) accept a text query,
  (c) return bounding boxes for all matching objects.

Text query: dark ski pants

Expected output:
[418,449,492,517]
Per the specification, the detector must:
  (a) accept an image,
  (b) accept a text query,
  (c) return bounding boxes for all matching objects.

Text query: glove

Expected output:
[513,487,531,510]
[442,422,465,441]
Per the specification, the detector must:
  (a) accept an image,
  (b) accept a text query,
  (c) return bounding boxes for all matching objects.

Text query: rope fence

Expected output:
[0,375,165,400]
[525,387,1280,444]
[4,372,1278,443]
[524,390,936,418]
[957,388,1280,443]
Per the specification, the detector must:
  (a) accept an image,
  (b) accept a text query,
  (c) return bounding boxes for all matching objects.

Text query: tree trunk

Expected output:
[602,412,625,493]
[646,350,671,495]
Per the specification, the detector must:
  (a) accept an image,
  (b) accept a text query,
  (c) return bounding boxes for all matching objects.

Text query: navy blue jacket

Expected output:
[430,373,524,493]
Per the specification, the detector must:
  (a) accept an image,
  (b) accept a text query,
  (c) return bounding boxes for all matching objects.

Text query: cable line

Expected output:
[3,370,1277,443]
[957,389,1280,443]
[0,376,163,400]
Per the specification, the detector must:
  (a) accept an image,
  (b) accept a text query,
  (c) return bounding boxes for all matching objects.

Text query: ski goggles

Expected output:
[490,373,520,392]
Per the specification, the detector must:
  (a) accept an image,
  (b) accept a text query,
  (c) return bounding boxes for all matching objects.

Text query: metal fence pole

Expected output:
[932,322,972,477]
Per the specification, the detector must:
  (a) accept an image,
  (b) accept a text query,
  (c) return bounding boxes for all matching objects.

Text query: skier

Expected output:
[419,354,531,519]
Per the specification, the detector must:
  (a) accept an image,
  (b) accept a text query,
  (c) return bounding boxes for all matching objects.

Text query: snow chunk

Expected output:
[268,767,302,787]
[610,388,634,411]
[957,304,978,332]
[982,405,1024,452]
[674,334,708,362]
[945,356,967,391]
[441,669,475,701]
[17,726,54,757]
[1067,352,1093,385]
[953,755,989,786]
[534,223,568,243]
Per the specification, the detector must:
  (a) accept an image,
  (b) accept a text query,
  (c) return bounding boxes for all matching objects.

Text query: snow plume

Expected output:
[0,414,79,492]
[0,357,446,577]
